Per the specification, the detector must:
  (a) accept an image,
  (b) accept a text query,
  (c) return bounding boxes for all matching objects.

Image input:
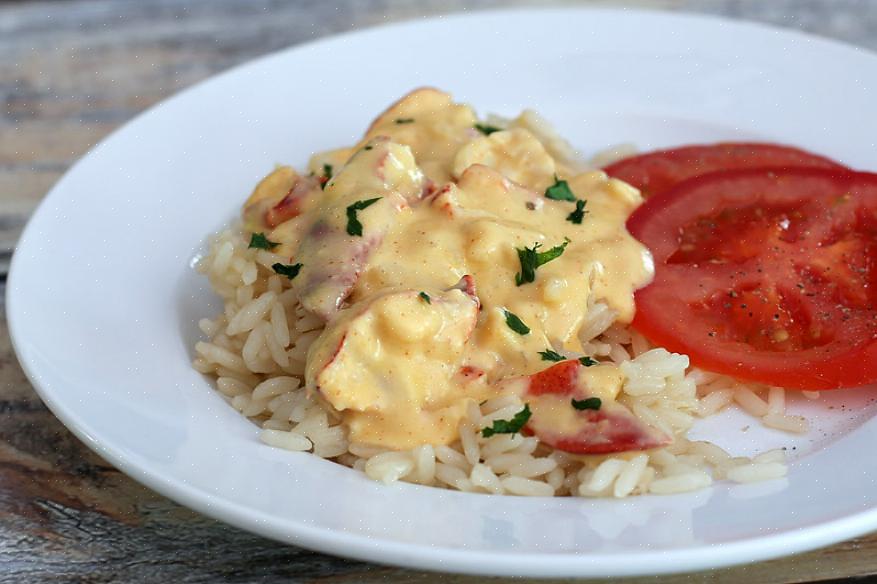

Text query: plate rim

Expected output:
[8,6,877,577]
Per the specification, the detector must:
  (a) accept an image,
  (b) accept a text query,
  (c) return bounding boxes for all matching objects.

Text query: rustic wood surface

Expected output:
[3,1,877,582]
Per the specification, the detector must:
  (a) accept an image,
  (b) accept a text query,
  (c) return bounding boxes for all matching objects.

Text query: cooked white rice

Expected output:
[192,226,806,497]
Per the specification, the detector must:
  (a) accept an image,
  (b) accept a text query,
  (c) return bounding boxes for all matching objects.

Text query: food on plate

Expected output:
[193,88,854,497]
[627,167,877,390]
[509,359,672,454]
[604,143,846,198]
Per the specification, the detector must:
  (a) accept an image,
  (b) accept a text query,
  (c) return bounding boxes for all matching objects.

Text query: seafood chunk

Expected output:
[453,127,557,192]
[307,288,480,448]
[292,138,426,318]
[358,87,478,183]
[501,360,671,454]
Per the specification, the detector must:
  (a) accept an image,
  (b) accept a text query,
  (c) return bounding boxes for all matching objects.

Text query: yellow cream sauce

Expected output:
[244,89,653,450]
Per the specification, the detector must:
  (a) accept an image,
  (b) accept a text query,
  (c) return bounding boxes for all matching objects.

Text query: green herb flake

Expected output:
[571,397,602,411]
[364,145,373,151]
[474,123,502,135]
[272,262,302,280]
[320,163,333,190]
[394,118,415,124]
[579,356,598,367]
[515,237,571,286]
[482,404,532,438]
[544,176,577,202]
[345,197,382,237]
[539,349,565,362]
[503,309,531,335]
[419,291,431,304]
[248,232,279,250]
[566,199,588,224]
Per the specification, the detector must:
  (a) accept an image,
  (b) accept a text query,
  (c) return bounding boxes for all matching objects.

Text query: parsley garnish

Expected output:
[482,404,532,438]
[419,291,431,304]
[545,176,576,201]
[364,145,373,151]
[503,309,530,335]
[474,123,502,135]
[515,238,570,286]
[248,232,279,250]
[320,163,333,190]
[272,262,302,280]
[579,356,598,367]
[345,197,381,236]
[571,397,602,411]
[394,118,415,124]
[566,199,587,224]
[539,349,565,362]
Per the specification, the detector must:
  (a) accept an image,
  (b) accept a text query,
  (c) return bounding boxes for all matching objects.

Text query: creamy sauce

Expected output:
[243,88,653,449]
[306,288,483,447]
[521,365,624,436]
[291,138,425,318]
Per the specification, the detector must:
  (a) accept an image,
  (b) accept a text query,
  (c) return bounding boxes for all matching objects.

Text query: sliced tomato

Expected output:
[628,167,877,390]
[604,143,846,198]
[520,360,671,454]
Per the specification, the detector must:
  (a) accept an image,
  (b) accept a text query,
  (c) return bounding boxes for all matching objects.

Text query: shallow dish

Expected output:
[8,8,877,577]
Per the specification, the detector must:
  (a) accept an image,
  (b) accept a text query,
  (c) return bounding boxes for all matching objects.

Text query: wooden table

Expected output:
[2,1,876,581]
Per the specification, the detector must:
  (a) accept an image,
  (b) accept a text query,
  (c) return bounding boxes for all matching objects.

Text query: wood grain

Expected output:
[3,1,877,582]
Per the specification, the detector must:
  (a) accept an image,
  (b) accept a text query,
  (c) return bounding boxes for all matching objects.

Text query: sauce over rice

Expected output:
[241,89,653,449]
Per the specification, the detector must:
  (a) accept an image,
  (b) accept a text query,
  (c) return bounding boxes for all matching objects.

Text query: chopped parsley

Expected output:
[394,117,415,124]
[272,262,302,280]
[515,238,570,286]
[474,123,502,135]
[566,199,587,224]
[539,349,565,362]
[579,356,598,367]
[320,163,333,190]
[571,397,602,411]
[503,309,530,335]
[419,291,431,304]
[544,176,576,201]
[345,197,381,236]
[364,145,373,151]
[248,232,279,250]
[482,404,532,438]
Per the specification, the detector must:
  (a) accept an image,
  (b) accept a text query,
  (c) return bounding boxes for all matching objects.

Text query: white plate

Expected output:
[8,8,877,578]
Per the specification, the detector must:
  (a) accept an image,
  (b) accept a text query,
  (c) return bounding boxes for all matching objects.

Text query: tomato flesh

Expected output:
[628,168,877,390]
[605,142,846,198]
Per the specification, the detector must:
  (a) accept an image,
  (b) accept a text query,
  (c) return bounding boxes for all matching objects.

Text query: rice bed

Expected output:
[192,228,802,497]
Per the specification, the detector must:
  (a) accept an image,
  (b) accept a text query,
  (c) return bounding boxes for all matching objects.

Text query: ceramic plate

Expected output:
[8,8,877,578]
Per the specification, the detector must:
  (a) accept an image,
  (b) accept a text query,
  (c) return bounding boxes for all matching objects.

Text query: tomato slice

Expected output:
[519,360,671,454]
[604,143,846,198]
[628,167,877,390]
